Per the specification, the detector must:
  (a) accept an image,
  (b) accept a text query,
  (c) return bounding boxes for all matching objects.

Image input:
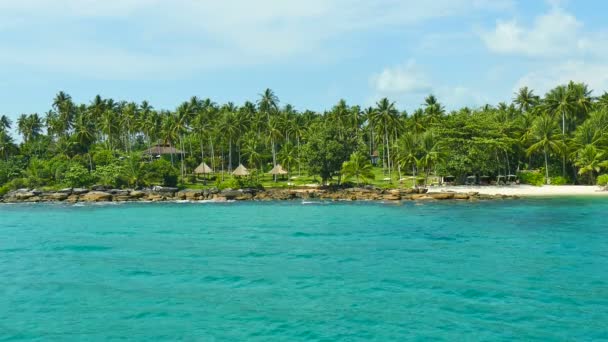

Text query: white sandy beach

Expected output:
[428,185,608,197]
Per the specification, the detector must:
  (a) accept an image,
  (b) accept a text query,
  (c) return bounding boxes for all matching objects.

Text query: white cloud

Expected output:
[0,0,513,78]
[369,60,489,110]
[514,61,608,95]
[370,59,432,95]
[479,8,584,57]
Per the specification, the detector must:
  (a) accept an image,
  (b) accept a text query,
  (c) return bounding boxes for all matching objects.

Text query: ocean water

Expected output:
[1,199,607,341]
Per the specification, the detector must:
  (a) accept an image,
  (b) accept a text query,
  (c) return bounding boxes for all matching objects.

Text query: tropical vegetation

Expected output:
[1,81,608,193]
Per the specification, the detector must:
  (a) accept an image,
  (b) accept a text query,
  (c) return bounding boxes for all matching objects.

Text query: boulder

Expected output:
[108,189,130,196]
[48,192,69,201]
[177,190,203,200]
[129,190,147,199]
[147,194,165,201]
[220,189,241,200]
[235,192,253,200]
[10,190,36,200]
[72,188,89,195]
[429,192,455,200]
[152,186,178,194]
[113,195,132,202]
[453,193,470,200]
[411,194,435,200]
[383,193,401,201]
[66,195,80,203]
[57,188,73,194]
[81,191,112,202]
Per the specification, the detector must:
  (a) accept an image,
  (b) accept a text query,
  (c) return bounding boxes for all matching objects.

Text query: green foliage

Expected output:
[518,171,545,186]
[64,164,94,187]
[303,121,359,185]
[93,164,125,187]
[144,159,179,187]
[216,176,263,190]
[93,149,115,166]
[550,176,568,185]
[0,84,605,191]
[0,184,9,196]
[597,174,608,186]
[0,158,25,185]
[341,152,374,185]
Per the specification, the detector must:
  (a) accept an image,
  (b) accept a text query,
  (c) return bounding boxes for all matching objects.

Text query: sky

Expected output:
[1,0,608,122]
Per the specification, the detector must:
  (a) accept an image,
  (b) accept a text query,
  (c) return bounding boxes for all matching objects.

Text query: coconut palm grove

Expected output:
[1,82,608,193]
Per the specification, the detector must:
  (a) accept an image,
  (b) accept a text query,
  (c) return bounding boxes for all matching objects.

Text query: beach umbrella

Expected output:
[194,162,213,174]
[232,164,250,176]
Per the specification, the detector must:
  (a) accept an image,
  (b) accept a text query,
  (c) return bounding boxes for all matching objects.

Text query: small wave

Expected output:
[52,245,112,252]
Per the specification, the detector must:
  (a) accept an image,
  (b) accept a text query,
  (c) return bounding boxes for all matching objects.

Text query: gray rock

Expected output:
[72,188,89,195]
[109,189,130,196]
[81,191,112,202]
[152,186,178,194]
[220,189,241,200]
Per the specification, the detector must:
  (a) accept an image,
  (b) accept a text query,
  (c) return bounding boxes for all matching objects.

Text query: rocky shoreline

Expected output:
[1,186,516,203]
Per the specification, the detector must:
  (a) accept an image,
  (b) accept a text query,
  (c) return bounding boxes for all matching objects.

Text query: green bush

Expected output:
[550,176,568,185]
[216,177,263,190]
[517,171,545,186]
[64,164,94,187]
[93,164,125,188]
[93,149,115,166]
[597,174,608,186]
[144,159,179,187]
[0,184,9,196]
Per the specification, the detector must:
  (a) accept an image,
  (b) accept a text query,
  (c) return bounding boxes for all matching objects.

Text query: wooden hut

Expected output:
[142,142,185,158]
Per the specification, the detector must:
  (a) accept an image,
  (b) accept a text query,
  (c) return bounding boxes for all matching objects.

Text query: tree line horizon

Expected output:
[1,82,608,190]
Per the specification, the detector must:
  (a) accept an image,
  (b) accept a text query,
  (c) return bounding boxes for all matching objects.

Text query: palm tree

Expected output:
[277,142,297,178]
[17,114,43,143]
[218,107,241,172]
[574,144,607,184]
[544,85,576,176]
[0,115,11,132]
[526,114,563,184]
[396,132,419,186]
[100,109,116,150]
[257,88,279,169]
[73,111,96,170]
[423,94,445,126]
[52,91,74,136]
[568,81,593,124]
[372,98,400,181]
[341,152,374,186]
[417,131,444,186]
[513,86,539,113]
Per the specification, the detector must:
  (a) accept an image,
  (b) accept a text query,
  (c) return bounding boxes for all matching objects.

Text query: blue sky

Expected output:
[1,0,607,122]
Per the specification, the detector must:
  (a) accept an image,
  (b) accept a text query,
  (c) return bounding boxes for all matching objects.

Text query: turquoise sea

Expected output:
[1,198,607,341]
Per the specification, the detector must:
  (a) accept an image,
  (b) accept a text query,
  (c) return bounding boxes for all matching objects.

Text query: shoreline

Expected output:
[2,185,606,204]
[1,187,510,203]
[428,185,608,197]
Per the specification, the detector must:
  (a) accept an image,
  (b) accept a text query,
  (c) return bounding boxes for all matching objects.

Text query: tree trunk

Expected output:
[271,138,277,182]
[562,111,566,177]
[228,137,233,172]
[385,125,391,181]
[544,146,549,185]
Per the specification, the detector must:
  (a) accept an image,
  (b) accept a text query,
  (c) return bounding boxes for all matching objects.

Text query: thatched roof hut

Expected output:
[268,164,288,175]
[194,162,213,174]
[142,142,184,156]
[232,164,250,176]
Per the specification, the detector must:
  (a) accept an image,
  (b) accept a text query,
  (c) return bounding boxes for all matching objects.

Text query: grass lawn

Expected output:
[181,166,427,189]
